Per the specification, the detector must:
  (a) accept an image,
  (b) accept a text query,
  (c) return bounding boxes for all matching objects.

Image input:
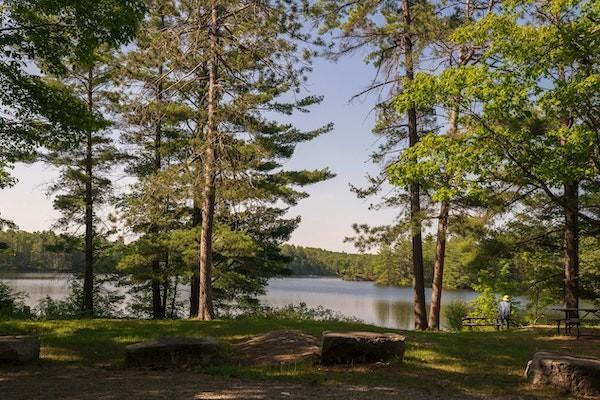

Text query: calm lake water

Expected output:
[1,273,479,329]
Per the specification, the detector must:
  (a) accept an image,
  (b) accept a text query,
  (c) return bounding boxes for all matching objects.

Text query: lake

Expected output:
[0,273,479,329]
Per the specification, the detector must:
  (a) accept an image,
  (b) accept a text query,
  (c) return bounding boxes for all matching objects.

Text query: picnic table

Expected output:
[552,307,600,338]
[461,317,503,330]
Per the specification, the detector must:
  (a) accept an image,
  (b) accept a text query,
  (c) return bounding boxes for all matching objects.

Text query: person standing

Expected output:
[498,295,511,329]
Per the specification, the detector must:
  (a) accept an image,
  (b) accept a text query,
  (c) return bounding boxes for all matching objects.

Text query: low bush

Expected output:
[232,302,361,323]
[0,281,32,319]
[445,300,471,331]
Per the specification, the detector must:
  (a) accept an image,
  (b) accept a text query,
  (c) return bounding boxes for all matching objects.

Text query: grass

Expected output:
[1,318,598,398]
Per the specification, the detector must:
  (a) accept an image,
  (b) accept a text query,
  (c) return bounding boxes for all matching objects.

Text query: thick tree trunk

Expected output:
[563,182,579,319]
[402,0,427,330]
[190,205,201,317]
[82,69,94,314]
[197,0,218,320]
[429,201,449,330]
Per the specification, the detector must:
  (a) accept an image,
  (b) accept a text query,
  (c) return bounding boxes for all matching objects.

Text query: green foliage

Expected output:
[445,300,470,331]
[0,0,145,190]
[580,236,600,306]
[231,302,361,323]
[468,289,499,321]
[0,230,122,274]
[281,244,376,278]
[112,0,335,318]
[0,281,32,319]
[0,230,85,272]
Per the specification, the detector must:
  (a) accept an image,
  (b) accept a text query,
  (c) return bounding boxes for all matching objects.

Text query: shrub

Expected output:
[445,300,471,331]
[0,281,32,319]
[36,296,79,319]
[233,302,361,323]
[469,288,499,320]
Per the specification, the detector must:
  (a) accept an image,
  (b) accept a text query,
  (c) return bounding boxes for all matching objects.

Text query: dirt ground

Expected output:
[0,329,559,399]
[0,365,501,400]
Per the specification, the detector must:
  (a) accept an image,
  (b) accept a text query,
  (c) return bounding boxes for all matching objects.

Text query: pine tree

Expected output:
[314,0,441,329]
[116,0,333,318]
[117,0,195,319]
[387,0,499,329]
[45,50,125,315]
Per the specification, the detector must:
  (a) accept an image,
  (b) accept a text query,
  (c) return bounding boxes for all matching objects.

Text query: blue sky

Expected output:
[1,54,398,253]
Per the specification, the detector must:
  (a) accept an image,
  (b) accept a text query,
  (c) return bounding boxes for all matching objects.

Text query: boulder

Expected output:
[525,351,600,398]
[320,331,405,365]
[0,335,40,364]
[126,336,224,369]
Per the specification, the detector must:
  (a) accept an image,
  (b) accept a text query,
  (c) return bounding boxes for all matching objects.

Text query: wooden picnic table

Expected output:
[552,307,600,338]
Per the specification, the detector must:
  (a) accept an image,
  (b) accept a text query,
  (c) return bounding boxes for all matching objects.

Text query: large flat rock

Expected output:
[320,331,405,365]
[126,336,224,369]
[0,335,40,364]
[526,351,600,398]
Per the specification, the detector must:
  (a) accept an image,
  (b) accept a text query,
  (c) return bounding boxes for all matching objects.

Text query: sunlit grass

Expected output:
[1,318,598,398]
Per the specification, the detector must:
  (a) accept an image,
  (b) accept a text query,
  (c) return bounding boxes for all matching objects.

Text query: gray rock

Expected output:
[525,351,600,398]
[320,331,405,365]
[125,336,225,369]
[0,335,40,364]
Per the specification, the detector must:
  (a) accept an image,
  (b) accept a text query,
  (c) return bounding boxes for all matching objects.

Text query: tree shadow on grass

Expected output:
[1,320,597,398]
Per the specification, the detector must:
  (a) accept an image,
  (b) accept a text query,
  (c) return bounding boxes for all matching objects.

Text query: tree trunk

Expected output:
[82,68,94,315]
[563,182,579,319]
[150,55,165,319]
[190,205,201,317]
[161,255,169,317]
[427,0,472,330]
[151,259,164,318]
[170,277,179,319]
[429,201,449,330]
[402,0,427,330]
[197,0,218,320]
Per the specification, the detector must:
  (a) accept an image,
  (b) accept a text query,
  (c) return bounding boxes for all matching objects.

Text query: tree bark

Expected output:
[402,0,427,330]
[429,201,449,330]
[197,0,218,320]
[557,63,579,319]
[150,54,165,320]
[82,68,94,314]
[151,259,164,318]
[563,182,579,319]
[402,0,427,329]
[427,0,472,328]
[190,205,201,317]
[161,251,169,316]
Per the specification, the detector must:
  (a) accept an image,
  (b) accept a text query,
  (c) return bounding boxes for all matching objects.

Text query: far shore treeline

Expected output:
[1,230,598,300]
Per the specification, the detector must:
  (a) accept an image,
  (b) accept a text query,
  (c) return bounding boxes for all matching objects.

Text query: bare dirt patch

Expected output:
[231,329,320,366]
[0,365,487,400]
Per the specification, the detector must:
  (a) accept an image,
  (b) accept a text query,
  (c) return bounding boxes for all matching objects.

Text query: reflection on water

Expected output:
[260,277,478,329]
[0,272,72,305]
[1,274,479,330]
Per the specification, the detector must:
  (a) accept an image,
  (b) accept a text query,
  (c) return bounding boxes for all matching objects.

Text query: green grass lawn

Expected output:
[1,318,598,398]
